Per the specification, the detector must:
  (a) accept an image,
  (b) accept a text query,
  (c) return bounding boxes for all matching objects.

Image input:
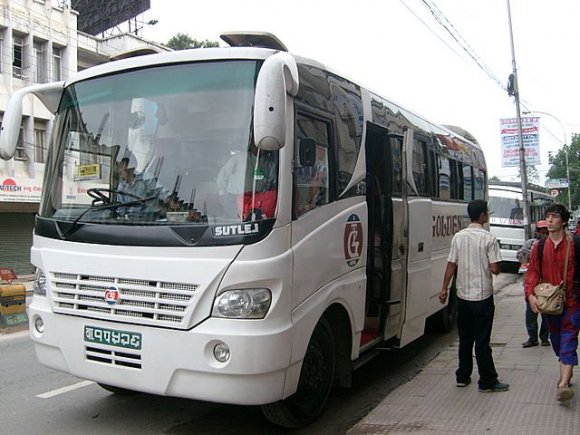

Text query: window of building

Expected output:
[294,113,331,217]
[15,127,29,161]
[34,40,46,83]
[13,35,24,79]
[52,46,62,81]
[34,128,46,163]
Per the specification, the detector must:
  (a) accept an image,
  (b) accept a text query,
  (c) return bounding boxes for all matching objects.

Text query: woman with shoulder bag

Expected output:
[524,203,580,403]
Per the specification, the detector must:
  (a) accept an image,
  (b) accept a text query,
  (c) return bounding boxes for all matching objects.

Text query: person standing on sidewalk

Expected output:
[517,220,550,348]
[524,203,580,403]
[439,199,509,393]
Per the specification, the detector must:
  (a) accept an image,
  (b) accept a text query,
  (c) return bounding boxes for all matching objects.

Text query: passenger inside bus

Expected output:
[115,156,165,217]
[216,142,278,220]
[510,198,524,220]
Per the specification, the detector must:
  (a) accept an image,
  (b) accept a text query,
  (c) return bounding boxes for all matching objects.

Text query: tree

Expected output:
[546,133,580,211]
[166,33,219,50]
[526,165,540,184]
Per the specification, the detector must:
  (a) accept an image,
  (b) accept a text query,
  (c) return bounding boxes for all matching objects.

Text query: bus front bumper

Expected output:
[28,297,294,405]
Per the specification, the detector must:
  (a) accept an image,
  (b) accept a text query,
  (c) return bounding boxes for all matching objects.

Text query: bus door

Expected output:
[398,129,434,347]
[361,124,400,349]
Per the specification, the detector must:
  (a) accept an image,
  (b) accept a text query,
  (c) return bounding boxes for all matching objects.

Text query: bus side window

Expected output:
[463,165,473,200]
[450,160,464,200]
[438,155,451,200]
[390,137,402,196]
[294,114,331,217]
[473,168,486,199]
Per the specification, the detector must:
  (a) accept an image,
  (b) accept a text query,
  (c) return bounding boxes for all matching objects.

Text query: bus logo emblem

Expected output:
[344,214,363,267]
[104,287,120,305]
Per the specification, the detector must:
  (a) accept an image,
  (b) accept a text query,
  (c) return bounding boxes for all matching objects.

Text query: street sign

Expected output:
[550,189,559,197]
[546,178,569,189]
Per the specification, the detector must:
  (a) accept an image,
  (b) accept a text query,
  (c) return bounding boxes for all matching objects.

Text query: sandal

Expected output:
[557,386,574,402]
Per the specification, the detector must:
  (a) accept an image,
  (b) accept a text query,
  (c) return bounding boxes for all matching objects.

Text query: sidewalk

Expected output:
[348,276,580,435]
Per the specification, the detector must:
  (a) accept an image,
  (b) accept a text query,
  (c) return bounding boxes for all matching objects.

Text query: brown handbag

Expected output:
[533,236,569,315]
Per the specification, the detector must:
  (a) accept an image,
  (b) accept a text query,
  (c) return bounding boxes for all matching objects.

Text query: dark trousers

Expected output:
[456,296,498,389]
[525,299,549,343]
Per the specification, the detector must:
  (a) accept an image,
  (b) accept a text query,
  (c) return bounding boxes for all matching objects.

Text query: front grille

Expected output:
[51,272,199,328]
[85,345,142,369]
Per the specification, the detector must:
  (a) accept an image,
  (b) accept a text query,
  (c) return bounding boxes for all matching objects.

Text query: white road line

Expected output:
[36,380,95,399]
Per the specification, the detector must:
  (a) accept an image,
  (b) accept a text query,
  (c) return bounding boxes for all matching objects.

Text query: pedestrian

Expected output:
[575,219,580,236]
[524,203,580,402]
[439,199,508,392]
[517,220,550,348]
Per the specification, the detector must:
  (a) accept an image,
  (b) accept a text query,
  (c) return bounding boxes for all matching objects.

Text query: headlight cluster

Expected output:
[33,269,48,296]
[212,288,271,319]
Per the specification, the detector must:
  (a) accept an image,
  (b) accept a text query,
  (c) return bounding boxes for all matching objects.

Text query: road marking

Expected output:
[36,380,95,399]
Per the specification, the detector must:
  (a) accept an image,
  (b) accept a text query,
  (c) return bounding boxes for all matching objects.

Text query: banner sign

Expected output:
[500,117,541,167]
[546,178,569,189]
[0,177,42,203]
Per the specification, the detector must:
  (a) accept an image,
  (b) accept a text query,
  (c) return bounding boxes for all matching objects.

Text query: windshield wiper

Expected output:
[61,195,159,239]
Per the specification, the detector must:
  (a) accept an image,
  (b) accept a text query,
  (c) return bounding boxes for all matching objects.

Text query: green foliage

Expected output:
[547,133,580,211]
[166,33,220,50]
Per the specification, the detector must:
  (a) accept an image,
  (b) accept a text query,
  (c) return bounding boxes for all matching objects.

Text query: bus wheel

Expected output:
[97,383,138,395]
[261,318,336,428]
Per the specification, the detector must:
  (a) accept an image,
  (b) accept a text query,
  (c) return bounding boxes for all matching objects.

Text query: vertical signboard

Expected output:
[500,117,540,167]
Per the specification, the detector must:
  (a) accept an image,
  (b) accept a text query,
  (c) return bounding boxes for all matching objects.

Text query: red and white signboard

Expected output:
[0,177,43,203]
[500,117,541,167]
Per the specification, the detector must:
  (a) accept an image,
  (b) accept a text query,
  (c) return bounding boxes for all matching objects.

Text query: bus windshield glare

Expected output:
[40,60,279,227]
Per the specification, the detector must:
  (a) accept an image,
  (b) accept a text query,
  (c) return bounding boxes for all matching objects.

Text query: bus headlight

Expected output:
[212,288,271,319]
[33,270,48,296]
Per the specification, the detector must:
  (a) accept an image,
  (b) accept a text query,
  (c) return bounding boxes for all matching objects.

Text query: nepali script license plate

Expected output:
[84,325,142,350]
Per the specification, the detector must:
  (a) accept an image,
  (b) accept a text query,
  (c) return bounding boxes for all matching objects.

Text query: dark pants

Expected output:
[525,299,549,343]
[456,296,499,389]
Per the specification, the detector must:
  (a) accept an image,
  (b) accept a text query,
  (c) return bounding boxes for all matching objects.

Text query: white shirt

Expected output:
[448,223,502,301]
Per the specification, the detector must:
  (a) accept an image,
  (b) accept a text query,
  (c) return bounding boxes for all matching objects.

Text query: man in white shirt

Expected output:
[439,199,508,393]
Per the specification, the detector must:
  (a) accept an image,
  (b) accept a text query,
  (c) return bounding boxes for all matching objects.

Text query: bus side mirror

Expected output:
[0,82,64,160]
[253,52,299,151]
[299,138,316,167]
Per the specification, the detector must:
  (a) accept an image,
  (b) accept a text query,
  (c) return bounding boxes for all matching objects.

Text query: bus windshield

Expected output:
[40,60,279,228]
[489,196,524,226]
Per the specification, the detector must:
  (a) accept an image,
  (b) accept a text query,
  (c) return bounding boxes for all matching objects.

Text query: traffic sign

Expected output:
[550,189,559,197]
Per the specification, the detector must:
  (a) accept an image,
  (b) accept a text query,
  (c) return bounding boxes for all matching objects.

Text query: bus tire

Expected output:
[261,317,336,428]
[97,383,138,396]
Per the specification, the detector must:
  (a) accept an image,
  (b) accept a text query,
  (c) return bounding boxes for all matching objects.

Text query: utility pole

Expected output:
[506,0,531,239]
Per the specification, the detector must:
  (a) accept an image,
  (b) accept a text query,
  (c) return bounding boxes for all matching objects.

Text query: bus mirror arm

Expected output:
[0,81,64,160]
[253,52,299,151]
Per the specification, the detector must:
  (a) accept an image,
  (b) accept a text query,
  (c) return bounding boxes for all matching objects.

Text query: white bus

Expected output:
[488,180,552,264]
[0,32,487,428]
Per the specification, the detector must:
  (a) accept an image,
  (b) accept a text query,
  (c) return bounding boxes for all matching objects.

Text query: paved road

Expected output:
[0,273,518,434]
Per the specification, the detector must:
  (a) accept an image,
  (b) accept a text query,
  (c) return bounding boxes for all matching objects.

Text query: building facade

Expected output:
[0,0,167,275]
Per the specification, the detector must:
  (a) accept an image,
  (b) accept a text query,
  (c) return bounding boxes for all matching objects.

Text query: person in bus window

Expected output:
[301,144,328,213]
[439,200,508,393]
[510,198,523,221]
[217,143,278,219]
[517,220,550,348]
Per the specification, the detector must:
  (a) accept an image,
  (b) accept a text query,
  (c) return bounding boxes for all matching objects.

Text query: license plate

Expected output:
[84,325,142,350]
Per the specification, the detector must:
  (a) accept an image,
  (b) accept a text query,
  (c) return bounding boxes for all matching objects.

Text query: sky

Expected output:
[139,0,580,184]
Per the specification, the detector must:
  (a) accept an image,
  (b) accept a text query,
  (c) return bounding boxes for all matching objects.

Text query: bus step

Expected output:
[353,349,381,370]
